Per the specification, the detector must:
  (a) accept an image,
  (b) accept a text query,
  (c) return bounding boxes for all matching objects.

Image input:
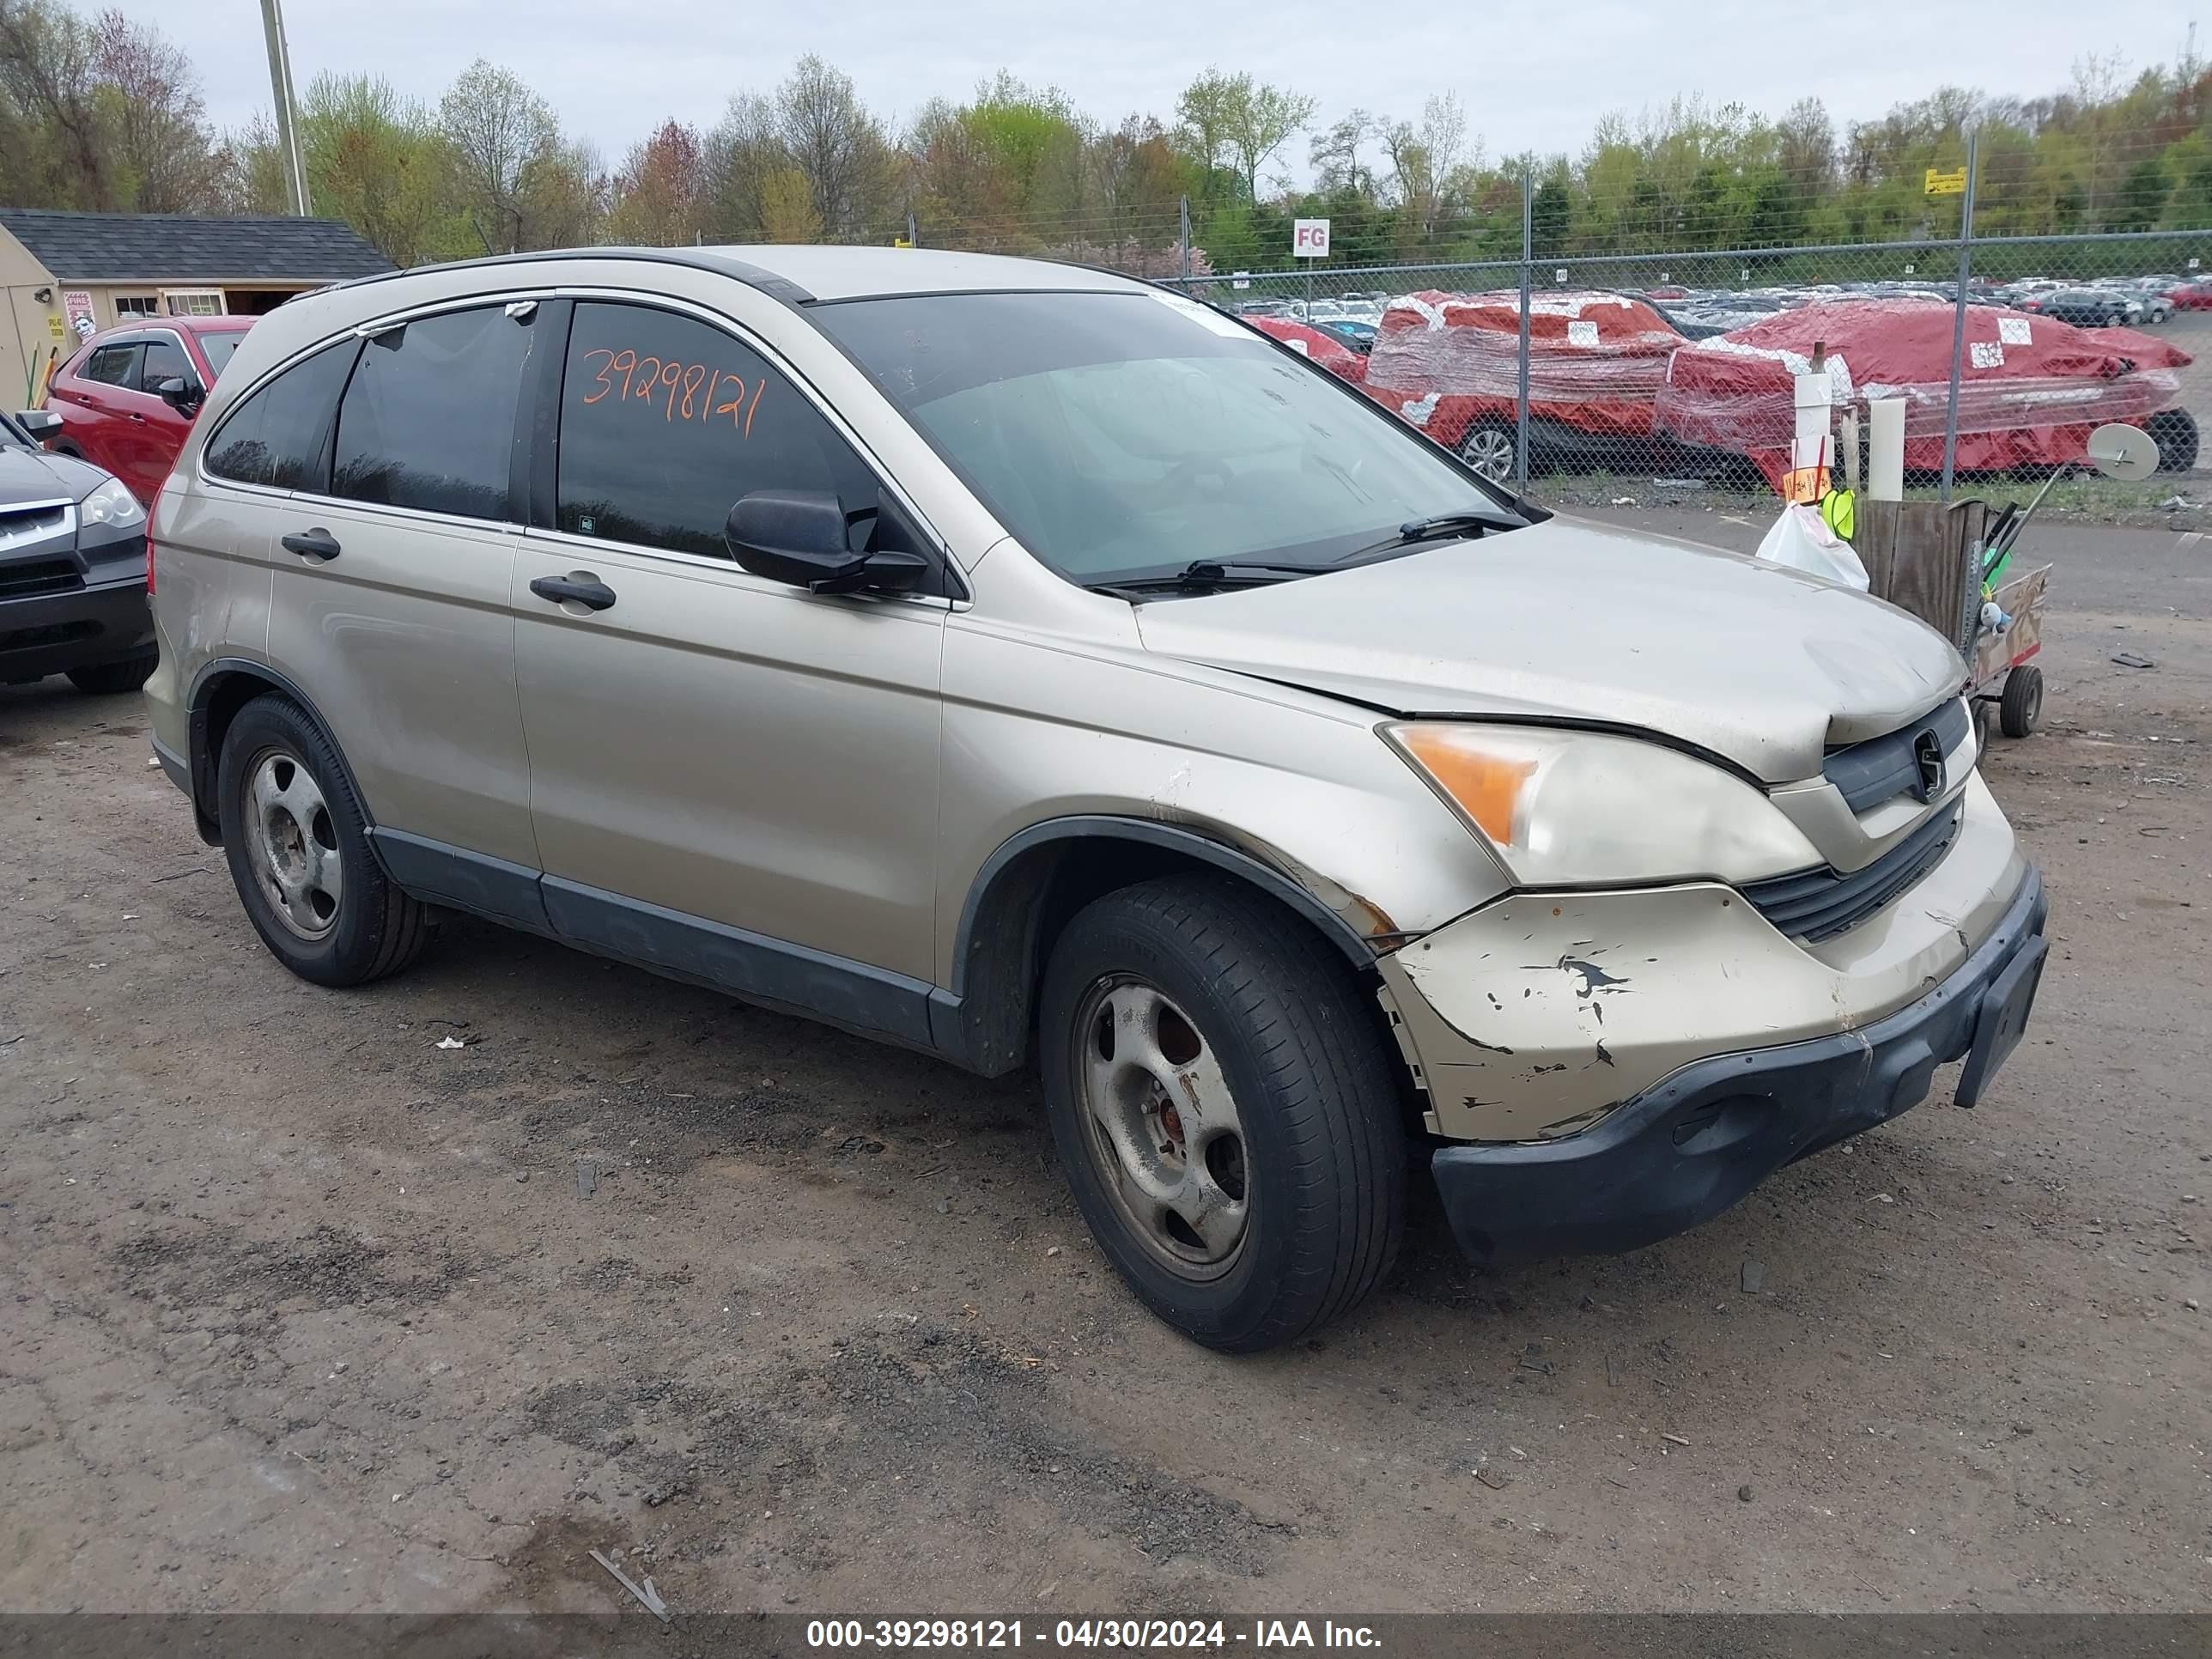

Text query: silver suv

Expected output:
[144,248,2047,1352]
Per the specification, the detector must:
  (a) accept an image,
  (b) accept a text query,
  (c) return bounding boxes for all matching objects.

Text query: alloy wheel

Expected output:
[1072,975,1250,1279]
[244,749,343,940]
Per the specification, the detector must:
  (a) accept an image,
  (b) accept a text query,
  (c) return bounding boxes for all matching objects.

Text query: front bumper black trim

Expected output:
[0,574,151,681]
[1431,866,2048,1264]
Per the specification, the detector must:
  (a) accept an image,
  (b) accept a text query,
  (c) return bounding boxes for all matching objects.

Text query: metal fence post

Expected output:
[1516,173,1534,488]
[907,211,919,249]
[1179,197,1192,287]
[1939,126,1979,504]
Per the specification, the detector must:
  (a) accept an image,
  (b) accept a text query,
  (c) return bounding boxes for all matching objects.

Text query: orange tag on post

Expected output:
[1780,465,1830,505]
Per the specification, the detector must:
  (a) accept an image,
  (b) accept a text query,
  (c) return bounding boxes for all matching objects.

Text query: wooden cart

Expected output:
[1852,499,2051,745]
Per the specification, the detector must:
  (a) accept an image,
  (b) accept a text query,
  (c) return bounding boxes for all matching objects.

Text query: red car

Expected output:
[2172,280,2212,312]
[40,316,258,504]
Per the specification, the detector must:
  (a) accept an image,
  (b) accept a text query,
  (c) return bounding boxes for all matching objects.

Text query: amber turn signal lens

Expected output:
[1398,728,1535,845]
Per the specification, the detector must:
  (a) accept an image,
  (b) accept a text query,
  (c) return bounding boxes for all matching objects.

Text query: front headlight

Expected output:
[79,476,146,532]
[1386,722,1823,886]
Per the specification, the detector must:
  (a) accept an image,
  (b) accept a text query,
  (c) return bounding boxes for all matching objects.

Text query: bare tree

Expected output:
[774,56,895,238]
[88,10,224,210]
[1310,107,1378,196]
[438,58,556,251]
[0,0,107,205]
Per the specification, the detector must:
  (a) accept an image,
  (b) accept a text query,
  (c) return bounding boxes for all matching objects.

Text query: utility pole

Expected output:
[258,0,310,216]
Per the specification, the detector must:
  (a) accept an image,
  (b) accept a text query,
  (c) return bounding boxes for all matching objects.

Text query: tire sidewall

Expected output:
[216,699,382,985]
[1038,902,1325,1347]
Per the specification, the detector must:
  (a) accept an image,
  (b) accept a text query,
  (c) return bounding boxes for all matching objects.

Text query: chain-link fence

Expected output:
[1164,220,2206,524]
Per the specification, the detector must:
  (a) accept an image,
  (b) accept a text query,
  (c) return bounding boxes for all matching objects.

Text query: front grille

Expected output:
[1745,801,1964,943]
[0,557,82,600]
[0,499,71,552]
[1823,698,1971,813]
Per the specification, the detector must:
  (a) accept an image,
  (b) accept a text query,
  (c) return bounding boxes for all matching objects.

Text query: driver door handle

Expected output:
[530,574,617,611]
[281,528,341,561]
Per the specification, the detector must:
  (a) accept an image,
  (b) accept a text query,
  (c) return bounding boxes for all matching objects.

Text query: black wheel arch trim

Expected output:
[184,657,386,860]
[928,815,1380,1075]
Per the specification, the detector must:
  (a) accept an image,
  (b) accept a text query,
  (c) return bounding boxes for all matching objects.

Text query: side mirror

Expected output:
[13,409,62,441]
[724,489,932,596]
[154,376,201,414]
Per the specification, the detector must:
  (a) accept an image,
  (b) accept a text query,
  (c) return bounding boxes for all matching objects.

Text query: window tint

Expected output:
[556,301,878,557]
[140,337,191,393]
[332,306,536,520]
[204,339,359,489]
[82,343,142,387]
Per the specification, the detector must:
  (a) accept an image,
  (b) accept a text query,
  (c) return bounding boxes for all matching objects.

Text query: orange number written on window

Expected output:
[576,347,768,435]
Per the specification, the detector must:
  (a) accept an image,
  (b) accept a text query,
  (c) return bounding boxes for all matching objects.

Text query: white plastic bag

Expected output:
[1754,502,1869,590]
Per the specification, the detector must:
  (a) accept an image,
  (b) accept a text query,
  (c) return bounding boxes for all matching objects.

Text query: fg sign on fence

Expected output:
[1292,219,1331,258]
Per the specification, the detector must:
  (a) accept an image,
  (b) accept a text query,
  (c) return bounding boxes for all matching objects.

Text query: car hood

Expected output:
[0,443,106,502]
[1131,515,1966,783]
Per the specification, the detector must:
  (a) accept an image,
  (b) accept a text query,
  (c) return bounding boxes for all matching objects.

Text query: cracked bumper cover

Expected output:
[1427,866,2045,1261]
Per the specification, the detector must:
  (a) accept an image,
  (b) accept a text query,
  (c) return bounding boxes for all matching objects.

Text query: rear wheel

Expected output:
[65,653,155,695]
[216,695,432,986]
[1999,664,2044,739]
[1037,874,1407,1352]
[2147,410,2198,475]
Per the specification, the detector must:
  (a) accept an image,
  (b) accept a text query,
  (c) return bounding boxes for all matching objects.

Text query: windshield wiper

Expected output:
[1085,558,1338,596]
[1336,511,1506,563]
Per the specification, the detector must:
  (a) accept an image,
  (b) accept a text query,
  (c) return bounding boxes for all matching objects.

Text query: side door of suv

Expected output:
[260,299,547,908]
[511,296,951,1036]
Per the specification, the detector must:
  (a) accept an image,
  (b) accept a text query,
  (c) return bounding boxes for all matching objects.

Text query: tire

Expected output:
[2147,410,2198,475]
[1456,418,1519,484]
[1037,873,1407,1352]
[216,694,432,987]
[65,653,155,695]
[1972,699,1993,752]
[1998,664,2044,740]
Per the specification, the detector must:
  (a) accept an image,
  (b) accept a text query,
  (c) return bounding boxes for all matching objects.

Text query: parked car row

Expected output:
[3,314,256,696]
[1237,284,2199,484]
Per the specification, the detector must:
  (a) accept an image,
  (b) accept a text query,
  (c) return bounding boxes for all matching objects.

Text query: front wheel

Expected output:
[1457,418,1518,483]
[216,695,433,987]
[1038,875,1407,1352]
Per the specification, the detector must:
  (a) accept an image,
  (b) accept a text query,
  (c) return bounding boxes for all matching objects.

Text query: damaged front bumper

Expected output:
[1371,770,2048,1261]
[1426,868,2045,1261]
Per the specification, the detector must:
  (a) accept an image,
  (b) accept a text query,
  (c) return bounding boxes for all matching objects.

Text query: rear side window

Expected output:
[140,338,191,393]
[204,340,358,489]
[555,301,878,557]
[332,305,536,520]
[82,343,142,386]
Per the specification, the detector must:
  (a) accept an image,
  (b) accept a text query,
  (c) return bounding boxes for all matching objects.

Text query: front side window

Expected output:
[555,301,878,558]
[204,339,359,489]
[140,338,192,394]
[333,305,538,520]
[81,343,142,387]
[197,332,246,380]
[814,290,1512,586]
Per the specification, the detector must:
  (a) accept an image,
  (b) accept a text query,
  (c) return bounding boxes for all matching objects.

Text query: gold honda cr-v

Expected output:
[143,247,2046,1352]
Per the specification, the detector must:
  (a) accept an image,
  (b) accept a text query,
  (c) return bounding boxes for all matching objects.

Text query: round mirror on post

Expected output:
[2086,423,2157,483]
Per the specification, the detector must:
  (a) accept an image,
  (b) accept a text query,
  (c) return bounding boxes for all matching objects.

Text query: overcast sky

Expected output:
[191,0,2196,174]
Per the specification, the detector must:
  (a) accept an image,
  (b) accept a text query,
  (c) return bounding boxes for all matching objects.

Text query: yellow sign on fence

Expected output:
[1924,167,1967,196]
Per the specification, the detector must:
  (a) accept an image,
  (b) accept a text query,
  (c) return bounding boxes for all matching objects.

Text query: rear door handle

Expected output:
[529,574,617,611]
[281,528,341,561]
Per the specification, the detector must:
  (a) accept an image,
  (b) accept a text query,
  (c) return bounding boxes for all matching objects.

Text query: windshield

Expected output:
[198,331,246,380]
[812,289,1512,586]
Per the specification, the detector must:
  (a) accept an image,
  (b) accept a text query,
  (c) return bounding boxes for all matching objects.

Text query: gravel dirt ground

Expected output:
[2,518,2207,1618]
